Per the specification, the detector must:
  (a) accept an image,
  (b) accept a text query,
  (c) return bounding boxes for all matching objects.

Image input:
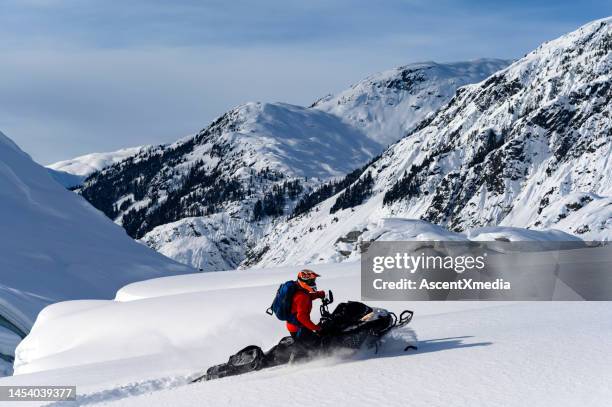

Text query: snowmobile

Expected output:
[192,291,415,382]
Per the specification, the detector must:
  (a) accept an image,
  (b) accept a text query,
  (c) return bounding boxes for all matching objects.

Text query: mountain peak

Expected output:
[312,58,510,146]
[249,18,611,267]
[179,100,382,179]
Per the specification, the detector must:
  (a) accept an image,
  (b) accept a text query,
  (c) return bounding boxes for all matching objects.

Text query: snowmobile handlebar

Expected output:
[319,290,333,320]
[322,290,333,306]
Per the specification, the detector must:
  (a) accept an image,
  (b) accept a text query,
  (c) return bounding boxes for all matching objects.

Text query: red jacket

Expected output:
[286,289,325,333]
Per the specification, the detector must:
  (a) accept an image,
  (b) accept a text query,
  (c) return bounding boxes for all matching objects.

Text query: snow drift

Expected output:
[0,131,192,368]
[4,261,611,407]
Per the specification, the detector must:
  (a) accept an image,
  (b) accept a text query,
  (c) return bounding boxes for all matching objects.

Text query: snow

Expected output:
[140,214,260,271]
[70,59,510,272]
[45,168,85,188]
[206,102,382,179]
[314,59,510,146]
[0,131,193,367]
[362,218,468,241]
[523,193,612,241]
[466,226,584,242]
[0,16,607,407]
[3,261,611,406]
[47,146,151,178]
[74,100,388,272]
[53,58,507,184]
[251,196,583,268]
[251,18,612,267]
[143,101,383,181]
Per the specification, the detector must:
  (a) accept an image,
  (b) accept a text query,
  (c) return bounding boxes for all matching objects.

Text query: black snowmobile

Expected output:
[192,291,415,382]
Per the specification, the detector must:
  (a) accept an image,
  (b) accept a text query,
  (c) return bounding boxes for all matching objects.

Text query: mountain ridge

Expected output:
[249,17,611,267]
[75,59,508,270]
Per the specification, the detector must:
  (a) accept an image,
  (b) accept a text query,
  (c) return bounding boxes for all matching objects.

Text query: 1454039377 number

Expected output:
[0,386,76,401]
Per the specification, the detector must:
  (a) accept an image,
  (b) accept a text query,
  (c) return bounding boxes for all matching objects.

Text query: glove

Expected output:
[314,290,326,299]
[316,322,332,337]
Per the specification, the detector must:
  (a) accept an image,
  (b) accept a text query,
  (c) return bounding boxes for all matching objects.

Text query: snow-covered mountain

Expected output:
[77,102,381,271]
[250,18,612,267]
[46,145,153,188]
[76,62,508,271]
[48,145,152,178]
[0,130,192,373]
[313,59,510,146]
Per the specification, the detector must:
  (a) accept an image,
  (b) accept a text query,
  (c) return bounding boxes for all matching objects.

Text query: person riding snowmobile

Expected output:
[195,271,415,382]
[287,270,326,349]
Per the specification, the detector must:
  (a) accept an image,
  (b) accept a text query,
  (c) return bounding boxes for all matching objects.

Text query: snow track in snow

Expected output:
[3,261,610,406]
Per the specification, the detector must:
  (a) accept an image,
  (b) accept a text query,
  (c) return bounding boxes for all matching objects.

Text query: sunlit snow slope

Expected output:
[0,131,192,371]
[47,145,152,178]
[3,262,611,407]
[313,59,510,146]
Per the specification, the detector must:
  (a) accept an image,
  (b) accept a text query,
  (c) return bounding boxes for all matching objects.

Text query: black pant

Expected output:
[290,328,321,356]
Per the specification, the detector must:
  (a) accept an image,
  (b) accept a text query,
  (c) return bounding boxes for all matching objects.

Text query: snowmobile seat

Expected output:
[205,345,264,380]
[263,336,296,367]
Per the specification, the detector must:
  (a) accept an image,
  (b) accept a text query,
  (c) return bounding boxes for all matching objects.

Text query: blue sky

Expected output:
[0,0,609,164]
